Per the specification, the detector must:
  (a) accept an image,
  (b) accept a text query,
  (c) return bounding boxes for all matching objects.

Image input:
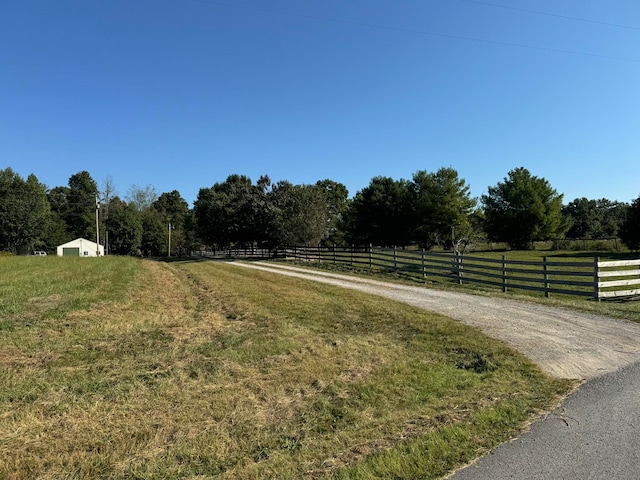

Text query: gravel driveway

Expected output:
[233,261,640,478]
[234,261,640,380]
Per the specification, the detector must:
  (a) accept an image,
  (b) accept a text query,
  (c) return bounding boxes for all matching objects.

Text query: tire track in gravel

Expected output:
[231,261,640,380]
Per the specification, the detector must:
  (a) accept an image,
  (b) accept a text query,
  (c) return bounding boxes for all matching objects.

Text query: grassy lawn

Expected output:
[0,256,573,479]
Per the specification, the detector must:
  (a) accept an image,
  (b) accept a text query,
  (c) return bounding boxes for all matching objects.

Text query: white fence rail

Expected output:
[597,259,640,299]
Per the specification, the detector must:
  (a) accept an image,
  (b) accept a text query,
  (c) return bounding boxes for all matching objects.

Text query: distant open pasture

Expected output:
[0,256,573,479]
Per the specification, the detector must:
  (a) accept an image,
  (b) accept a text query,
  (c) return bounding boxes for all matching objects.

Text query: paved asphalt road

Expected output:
[450,361,640,479]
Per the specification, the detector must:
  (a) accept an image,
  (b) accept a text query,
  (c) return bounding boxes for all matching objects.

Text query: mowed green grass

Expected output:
[0,257,573,479]
[0,255,139,330]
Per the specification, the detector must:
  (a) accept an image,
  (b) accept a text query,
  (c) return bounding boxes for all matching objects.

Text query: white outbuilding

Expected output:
[57,238,104,257]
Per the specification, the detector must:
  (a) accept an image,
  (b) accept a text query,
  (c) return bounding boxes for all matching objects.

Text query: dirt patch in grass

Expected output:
[0,346,42,370]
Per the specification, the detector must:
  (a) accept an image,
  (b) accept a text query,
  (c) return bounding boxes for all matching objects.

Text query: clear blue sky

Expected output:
[3,0,639,206]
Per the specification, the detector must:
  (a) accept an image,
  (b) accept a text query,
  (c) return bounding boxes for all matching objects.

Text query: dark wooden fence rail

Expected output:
[281,246,640,301]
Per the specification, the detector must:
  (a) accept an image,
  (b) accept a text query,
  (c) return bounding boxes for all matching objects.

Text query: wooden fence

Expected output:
[282,245,640,301]
[194,247,281,260]
[596,259,640,299]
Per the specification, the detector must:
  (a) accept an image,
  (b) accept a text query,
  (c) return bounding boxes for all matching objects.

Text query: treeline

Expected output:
[2,166,640,255]
[1,169,191,256]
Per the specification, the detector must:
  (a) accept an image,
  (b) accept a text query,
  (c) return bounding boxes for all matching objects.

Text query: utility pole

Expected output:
[168,222,173,257]
[96,195,100,256]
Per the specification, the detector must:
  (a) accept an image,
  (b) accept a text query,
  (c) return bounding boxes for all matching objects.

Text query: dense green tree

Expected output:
[600,199,629,238]
[0,169,51,253]
[65,171,99,240]
[153,191,189,228]
[482,167,568,249]
[194,175,269,247]
[253,175,275,245]
[345,176,413,246]
[151,190,190,255]
[140,207,166,256]
[193,175,347,248]
[563,198,629,239]
[268,182,330,246]
[194,175,261,247]
[107,198,142,255]
[193,186,217,247]
[315,179,349,245]
[412,167,477,249]
[619,195,640,251]
[46,186,71,248]
[182,209,200,254]
[563,198,600,239]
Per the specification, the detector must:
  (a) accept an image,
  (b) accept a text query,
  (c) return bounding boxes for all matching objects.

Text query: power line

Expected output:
[189,0,640,63]
[460,0,640,32]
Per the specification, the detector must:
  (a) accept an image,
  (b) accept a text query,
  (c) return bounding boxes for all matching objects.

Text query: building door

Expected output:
[62,248,80,256]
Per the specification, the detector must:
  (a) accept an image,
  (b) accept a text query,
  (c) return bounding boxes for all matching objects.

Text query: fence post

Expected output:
[457,253,463,285]
[594,256,600,301]
[393,246,397,271]
[421,248,426,278]
[502,255,507,293]
[333,246,336,265]
[543,256,549,298]
[351,245,354,267]
[369,244,373,269]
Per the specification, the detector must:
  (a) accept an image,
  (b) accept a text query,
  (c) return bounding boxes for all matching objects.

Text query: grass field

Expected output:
[0,256,574,479]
